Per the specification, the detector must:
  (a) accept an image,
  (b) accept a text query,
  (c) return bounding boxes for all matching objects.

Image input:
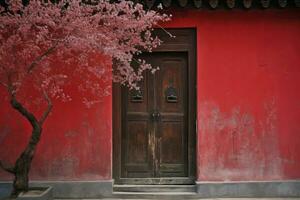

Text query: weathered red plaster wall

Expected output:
[1,8,300,183]
[0,76,112,181]
[164,9,300,181]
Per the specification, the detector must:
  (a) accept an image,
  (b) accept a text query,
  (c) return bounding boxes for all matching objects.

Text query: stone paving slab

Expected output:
[55,198,300,200]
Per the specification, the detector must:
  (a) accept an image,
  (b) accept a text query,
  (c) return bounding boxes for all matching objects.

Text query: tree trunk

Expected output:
[9,96,43,197]
[11,126,42,197]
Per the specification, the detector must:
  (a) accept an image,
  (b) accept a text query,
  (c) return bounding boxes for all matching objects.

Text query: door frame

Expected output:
[113,28,197,184]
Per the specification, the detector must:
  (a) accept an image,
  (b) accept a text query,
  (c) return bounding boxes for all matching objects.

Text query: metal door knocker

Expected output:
[165,86,178,103]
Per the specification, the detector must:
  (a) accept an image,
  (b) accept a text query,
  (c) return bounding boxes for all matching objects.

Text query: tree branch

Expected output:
[10,95,39,129]
[156,24,174,38]
[27,44,58,73]
[39,89,52,125]
[0,160,15,174]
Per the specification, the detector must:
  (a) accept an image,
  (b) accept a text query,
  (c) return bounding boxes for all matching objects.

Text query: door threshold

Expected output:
[111,191,198,199]
[113,191,197,195]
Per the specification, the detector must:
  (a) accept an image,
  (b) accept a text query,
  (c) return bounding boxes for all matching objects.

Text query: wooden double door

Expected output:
[113,29,196,185]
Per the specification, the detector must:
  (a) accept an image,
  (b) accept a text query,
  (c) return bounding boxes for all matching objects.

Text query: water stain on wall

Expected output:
[45,146,79,178]
[198,100,282,181]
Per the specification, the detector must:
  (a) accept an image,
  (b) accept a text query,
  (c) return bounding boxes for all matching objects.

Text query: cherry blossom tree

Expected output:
[0,0,169,196]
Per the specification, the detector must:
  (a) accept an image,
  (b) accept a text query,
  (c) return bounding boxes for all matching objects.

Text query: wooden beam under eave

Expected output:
[134,0,300,9]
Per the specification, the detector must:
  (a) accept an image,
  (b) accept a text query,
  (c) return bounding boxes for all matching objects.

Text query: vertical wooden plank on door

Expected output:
[121,70,154,178]
[155,52,188,178]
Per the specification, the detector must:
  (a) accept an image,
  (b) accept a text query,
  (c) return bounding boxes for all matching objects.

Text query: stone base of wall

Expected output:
[196,180,300,198]
[0,180,113,199]
[1,180,300,198]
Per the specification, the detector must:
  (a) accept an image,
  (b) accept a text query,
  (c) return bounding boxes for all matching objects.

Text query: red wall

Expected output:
[164,8,300,181]
[0,81,112,181]
[1,8,300,182]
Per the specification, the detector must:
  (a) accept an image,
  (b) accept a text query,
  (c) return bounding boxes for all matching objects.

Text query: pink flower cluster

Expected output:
[0,0,170,107]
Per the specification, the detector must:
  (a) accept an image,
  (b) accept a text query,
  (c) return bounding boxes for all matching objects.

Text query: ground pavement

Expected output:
[55,198,300,200]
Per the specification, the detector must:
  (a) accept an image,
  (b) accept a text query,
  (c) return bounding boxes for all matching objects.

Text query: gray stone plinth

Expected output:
[196,180,300,198]
[17,187,53,200]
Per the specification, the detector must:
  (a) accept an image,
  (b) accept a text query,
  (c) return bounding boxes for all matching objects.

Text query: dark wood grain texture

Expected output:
[113,29,196,185]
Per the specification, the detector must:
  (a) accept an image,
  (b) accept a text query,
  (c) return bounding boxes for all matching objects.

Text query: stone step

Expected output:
[113,184,197,193]
[112,191,198,199]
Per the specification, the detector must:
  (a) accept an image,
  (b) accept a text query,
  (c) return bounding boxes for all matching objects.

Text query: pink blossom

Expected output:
[0,0,170,108]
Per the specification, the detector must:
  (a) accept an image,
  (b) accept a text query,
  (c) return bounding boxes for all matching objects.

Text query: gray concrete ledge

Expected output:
[196,180,300,198]
[1,180,300,199]
[0,180,113,199]
[17,186,53,200]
